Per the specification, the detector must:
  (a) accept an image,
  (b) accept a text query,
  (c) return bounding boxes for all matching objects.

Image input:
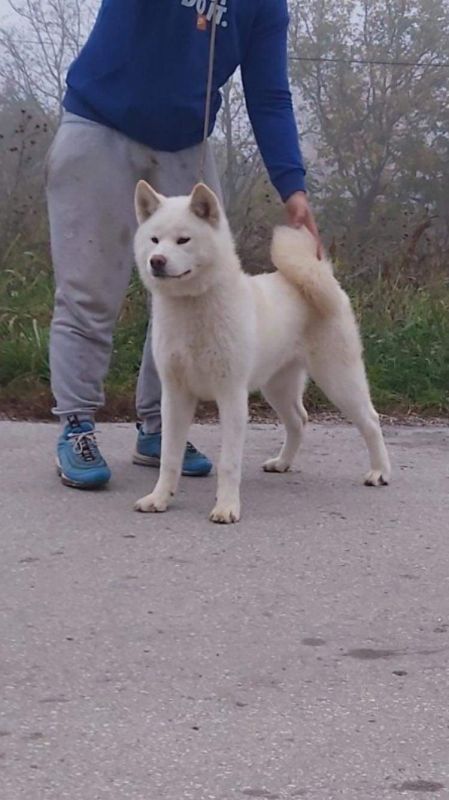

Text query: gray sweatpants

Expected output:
[46,112,222,432]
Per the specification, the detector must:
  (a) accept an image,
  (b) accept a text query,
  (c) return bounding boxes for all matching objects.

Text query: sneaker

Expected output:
[133,426,212,477]
[56,415,111,489]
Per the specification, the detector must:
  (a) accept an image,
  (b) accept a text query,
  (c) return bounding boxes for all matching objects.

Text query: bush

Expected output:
[1,240,448,418]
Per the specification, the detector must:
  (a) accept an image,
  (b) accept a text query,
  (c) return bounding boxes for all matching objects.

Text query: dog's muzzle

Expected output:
[150,255,167,277]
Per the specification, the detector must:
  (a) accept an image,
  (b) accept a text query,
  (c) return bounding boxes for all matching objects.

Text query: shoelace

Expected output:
[67,430,99,463]
[186,441,201,456]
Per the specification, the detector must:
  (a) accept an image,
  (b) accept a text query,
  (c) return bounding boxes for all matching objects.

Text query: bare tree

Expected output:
[217,77,262,208]
[215,74,267,247]
[288,0,449,233]
[0,0,98,253]
[0,0,97,120]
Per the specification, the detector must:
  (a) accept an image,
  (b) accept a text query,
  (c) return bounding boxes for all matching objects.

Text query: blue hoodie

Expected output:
[64,0,306,200]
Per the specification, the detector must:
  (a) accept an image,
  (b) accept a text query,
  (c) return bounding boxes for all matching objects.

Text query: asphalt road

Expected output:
[1,420,449,800]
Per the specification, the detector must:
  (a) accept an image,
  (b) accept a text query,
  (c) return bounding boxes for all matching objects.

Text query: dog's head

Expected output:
[134,182,235,297]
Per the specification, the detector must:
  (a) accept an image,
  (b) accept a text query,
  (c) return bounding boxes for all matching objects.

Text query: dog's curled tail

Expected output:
[271,226,344,317]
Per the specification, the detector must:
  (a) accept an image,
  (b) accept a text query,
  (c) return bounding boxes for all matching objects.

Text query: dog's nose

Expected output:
[150,255,167,276]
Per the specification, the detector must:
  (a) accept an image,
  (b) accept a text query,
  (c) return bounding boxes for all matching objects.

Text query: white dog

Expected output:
[133,182,391,523]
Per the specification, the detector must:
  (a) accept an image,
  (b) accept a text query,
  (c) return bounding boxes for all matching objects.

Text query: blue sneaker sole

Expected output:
[132,450,212,477]
[56,463,110,490]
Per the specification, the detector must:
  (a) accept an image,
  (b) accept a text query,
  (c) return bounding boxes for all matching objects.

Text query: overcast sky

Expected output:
[0,0,15,22]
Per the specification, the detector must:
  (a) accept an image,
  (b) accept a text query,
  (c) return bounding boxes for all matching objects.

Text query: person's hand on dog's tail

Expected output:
[285,191,323,260]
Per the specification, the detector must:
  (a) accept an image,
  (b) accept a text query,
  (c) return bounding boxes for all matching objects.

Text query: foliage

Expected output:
[1,241,448,417]
[289,0,449,257]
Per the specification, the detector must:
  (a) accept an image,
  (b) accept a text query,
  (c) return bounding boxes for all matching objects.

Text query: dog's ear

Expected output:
[190,183,220,226]
[135,180,164,224]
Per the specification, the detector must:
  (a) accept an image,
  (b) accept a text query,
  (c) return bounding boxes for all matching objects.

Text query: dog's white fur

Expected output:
[133,182,391,523]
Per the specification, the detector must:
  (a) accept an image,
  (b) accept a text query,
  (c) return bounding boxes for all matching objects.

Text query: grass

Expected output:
[1,241,448,419]
[360,289,449,412]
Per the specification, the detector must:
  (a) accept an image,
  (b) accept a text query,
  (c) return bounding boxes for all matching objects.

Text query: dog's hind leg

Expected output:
[307,334,391,486]
[261,363,308,473]
[135,385,197,513]
[210,388,248,524]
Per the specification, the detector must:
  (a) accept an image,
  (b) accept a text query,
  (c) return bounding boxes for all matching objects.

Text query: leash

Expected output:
[197,0,219,183]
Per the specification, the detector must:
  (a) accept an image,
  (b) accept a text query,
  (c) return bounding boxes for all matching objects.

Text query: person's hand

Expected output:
[285,191,323,260]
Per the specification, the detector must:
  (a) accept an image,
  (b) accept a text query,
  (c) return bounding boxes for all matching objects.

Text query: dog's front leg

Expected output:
[135,384,196,513]
[210,389,248,524]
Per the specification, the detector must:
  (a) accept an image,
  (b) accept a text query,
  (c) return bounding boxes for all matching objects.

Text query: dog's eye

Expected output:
[151,236,159,244]
[177,237,191,245]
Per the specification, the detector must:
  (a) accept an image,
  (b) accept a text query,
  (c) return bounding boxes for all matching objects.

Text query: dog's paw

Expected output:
[262,457,290,473]
[209,503,240,524]
[364,470,390,487]
[134,493,168,513]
